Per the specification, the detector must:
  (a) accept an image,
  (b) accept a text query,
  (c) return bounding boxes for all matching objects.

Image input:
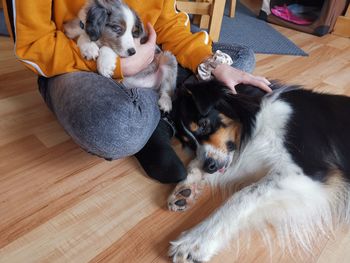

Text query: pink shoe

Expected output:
[273,4,288,12]
[271,5,312,25]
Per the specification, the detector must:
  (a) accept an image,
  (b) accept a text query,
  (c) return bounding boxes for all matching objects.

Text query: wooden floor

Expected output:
[1,13,350,263]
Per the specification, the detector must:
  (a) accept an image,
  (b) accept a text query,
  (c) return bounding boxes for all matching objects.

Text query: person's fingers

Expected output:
[238,72,272,93]
[214,65,272,93]
[255,76,271,86]
[146,23,156,44]
[243,77,272,93]
[223,80,237,94]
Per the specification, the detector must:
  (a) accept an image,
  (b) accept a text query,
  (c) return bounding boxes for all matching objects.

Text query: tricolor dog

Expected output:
[168,80,350,262]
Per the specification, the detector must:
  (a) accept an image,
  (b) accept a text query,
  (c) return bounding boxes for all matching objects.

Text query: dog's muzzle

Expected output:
[203,157,228,174]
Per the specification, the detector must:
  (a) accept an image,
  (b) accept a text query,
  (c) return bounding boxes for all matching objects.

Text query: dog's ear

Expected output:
[133,13,146,42]
[85,5,109,41]
[183,80,228,116]
[96,0,121,7]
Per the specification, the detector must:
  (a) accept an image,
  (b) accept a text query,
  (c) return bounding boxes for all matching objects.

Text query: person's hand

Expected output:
[212,63,272,93]
[120,23,156,77]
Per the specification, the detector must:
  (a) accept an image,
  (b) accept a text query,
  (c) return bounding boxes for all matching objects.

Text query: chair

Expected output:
[176,0,236,42]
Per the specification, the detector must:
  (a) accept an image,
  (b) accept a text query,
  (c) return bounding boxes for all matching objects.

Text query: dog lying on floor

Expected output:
[64,0,177,112]
[168,80,350,262]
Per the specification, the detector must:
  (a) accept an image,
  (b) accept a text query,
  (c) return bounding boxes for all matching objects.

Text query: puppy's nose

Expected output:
[203,158,218,174]
[127,48,136,56]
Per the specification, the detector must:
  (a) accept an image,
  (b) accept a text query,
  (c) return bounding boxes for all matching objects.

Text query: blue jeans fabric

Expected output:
[38,43,256,160]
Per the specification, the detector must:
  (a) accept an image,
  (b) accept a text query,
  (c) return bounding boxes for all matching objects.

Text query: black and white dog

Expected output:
[64,0,177,112]
[168,80,350,262]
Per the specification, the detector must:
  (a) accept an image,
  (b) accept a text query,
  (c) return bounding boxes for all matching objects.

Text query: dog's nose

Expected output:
[127,48,136,56]
[203,158,218,174]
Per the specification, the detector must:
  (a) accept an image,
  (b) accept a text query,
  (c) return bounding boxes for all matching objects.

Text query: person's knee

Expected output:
[235,46,256,73]
[48,74,160,160]
[87,125,148,160]
[213,43,256,73]
[73,103,160,160]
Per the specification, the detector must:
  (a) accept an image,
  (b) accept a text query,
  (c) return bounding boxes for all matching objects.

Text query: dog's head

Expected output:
[173,80,263,174]
[83,0,145,57]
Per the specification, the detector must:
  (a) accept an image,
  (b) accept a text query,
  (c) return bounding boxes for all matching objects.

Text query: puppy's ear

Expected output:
[96,0,121,8]
[184,80,228,116]
[133,14,146,41]
[85,5,108,41]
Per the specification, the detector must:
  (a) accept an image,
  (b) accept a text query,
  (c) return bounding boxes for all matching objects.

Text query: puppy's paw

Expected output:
[169,230,217,263]
[158,94,172,113]
[168,182,202,212]
[80,42,99,60]
[97,61,116,78]
[97,47,117,78]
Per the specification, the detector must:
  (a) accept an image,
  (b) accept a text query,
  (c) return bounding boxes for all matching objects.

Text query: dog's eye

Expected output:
[132,28,140,38]
[226,141,236,152]
[113,26,122,33]
[108,24,123,34]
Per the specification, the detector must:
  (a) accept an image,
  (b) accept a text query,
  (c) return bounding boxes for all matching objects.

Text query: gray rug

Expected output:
[219,2,307,56]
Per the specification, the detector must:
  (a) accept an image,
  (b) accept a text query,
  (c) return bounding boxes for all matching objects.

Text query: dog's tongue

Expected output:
[219,168,225,174]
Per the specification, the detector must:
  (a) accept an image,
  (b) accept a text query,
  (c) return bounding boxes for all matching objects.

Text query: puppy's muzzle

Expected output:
[127,48,136,56]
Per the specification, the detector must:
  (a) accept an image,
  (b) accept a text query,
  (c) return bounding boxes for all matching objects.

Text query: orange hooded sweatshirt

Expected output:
[2,0,213,79]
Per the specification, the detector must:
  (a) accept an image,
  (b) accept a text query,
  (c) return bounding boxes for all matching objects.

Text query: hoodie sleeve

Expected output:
[154,0,213,73]
[2,0,123,79]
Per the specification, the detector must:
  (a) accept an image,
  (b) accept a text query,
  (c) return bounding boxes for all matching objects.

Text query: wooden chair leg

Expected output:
[229,0,236,18]
[208,0,226,42]
[200,15,210,29]
[193,0,202,25]
[195,0,210,29]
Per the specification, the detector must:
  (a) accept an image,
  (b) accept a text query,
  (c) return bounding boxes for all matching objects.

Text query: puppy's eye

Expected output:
[108,24,123,34]
[112,25,122,33]
[132,28,140,38]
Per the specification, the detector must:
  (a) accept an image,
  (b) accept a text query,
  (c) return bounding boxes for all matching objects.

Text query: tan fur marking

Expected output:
[190,122,199,132]
[325,169,346,191]
[324,169,349,213]
[204,121,241,152]
[219,113,233,126]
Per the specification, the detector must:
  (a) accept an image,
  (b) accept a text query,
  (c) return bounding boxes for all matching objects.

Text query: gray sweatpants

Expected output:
[38,43,256,160]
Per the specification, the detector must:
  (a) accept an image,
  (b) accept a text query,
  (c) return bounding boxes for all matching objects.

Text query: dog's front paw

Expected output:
[168,182,203,212]
[80,42,99,60]
[97,47,117,78]
[97,60,116,78]
[169,230,217,263]
[158,94,172,113]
